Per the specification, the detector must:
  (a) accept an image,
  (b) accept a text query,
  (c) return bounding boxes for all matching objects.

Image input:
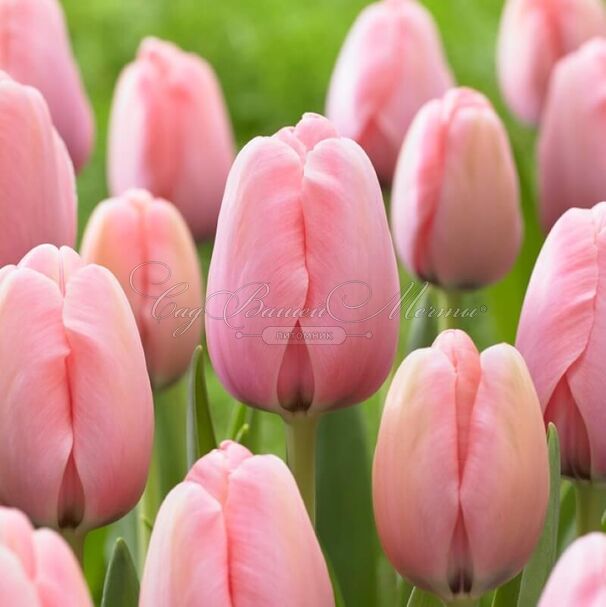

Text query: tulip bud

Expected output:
[326,0,453,184]
[373,330,549,602]
[0,507,92,605]
[140,440,334,607]
[205,113,400,416]
[81,189,203,388]
[0,0,94,171]
[108,37,235,241]
[0,245,153,532]
[497,0,606,125]
[0,72,76,267]
[391,87,522,289]
[538,533,606,606]
[517,202,606,481]
[538,39,606,232]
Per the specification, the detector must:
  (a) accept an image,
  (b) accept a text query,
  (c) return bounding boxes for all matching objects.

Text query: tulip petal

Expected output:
[0,547,39,607]
[0,508,35,579]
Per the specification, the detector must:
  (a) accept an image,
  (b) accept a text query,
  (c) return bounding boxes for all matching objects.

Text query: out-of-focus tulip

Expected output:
[0,0,94,171]
[140,440,334,607]
[108,37,235,241]
[205,112,400,417]
[0,506,92,606]
[326,0,453,184]
[391,87,522,289]
[373,330,549,602]
[538,39,606,232]
[81,189,203,388]
[0,72,76,267]
[538,533,606,606]
[497,0,606,125]
[516,202,606,481]
[0,245,153,532]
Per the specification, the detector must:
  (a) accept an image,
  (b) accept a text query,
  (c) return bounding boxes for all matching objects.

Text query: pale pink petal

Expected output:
[0,508,36,579]
[0,547,39,606]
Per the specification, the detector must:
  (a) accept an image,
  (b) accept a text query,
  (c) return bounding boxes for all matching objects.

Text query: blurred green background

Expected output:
[60,0,545,604]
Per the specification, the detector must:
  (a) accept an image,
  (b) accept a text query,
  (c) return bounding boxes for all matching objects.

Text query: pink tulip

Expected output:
[81,189,203,388]
[0,72,76,267]
[205,113,400,416]
[538,533,606,607]
[0,0,94,171]
[0,507,92,606]
[0,245,153,532]
[497,0,606,125]
[391,87,522,289]
[140,440,334,607]
[373,330,549,601]
[326,0,453,184]
[538,39,606,232]
[108,37,235,241]
[516,202,606,481]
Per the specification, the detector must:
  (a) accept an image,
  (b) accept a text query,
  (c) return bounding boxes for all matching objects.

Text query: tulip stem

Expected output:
[574,482,606,536]
[436,288,463,332]
[445,599,477,607]
[285,415,318,526]
[61,528,85,566]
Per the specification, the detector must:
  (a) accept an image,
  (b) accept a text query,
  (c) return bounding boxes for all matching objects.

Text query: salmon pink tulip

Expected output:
[205,113,400,417]
[108,37,235,241]
[140,441,334,607]
[326,0,453,183]
[0,245,153,532]
[373,330,549,602]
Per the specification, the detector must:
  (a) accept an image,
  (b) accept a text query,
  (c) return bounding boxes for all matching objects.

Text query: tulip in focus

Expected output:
[81,189,203,388]
[205,112,400,416]
[517,202,606,481]
[140,440,334,607]
[108,37,235,240]
[391,87,522,289]
[373,330,549,602]
[497,0,606,125]
[538,533,606,607]
[326,0,453,183]
[0,0,95,170]
[0,245,153,532]
[538,39,606,232]
[0,72,76,267]
[0,507,92,606]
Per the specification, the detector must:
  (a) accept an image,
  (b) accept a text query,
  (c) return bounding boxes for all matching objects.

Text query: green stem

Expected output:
[137,456,158,573]
[436,288,464,332]
[61,528,86,566]
[445,599,478,607]
[574,482,606,536]
[285,415,318,525]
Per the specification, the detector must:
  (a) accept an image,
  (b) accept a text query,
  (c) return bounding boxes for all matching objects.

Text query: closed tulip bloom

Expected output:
[538,533,606,607]
[517,203,606,481]
[81,189,203,388]
[326,0,453,184]
[391,87,522,289]
[205,113,400,416]
[373,330,549,601]
[0,0,94,171]
[108,37,235,241]
[497,0,606,125]
[140,440,334,607]
[0,507,92,606]
[0,72,76,266]
[0,245,153,532]
[538,39,606,232]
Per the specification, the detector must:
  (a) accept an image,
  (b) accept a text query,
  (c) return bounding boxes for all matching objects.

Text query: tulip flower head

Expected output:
[391,87,522,289]
[205,113,400,417]
[140,441,335,607]
[373,330,549,602]
[108,37,235,241]
[326,0,453,183]
[497,0,606,125]
[81,189,203,389]
[517,202,606,481]
[0,245,153,532]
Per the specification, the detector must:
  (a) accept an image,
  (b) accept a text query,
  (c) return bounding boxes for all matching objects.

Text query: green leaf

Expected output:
[557,481,576,555]
[406,588,444,607]
[491,574,520,607]
[101,538,139,607]
[517,424,561,607]
[187,345,217,468]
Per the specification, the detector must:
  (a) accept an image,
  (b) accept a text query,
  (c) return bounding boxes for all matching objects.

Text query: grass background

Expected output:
[59,0,545,604]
